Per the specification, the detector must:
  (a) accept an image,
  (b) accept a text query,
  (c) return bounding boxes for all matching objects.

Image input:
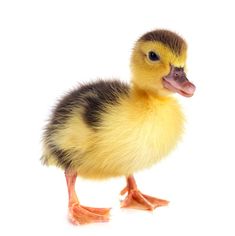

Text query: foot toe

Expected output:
[82,206,111,216]
[142,194,169,207]
[121,190,169,211]
[69,204,110,225]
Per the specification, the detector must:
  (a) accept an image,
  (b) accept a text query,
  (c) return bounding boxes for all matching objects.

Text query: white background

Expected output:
[0,0,235,235]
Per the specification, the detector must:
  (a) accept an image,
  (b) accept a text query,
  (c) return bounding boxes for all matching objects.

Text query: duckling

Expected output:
[41,29,196,225]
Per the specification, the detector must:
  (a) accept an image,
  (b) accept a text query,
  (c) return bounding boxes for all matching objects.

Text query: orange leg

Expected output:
[120,175,169,211]
[65,170,111,225]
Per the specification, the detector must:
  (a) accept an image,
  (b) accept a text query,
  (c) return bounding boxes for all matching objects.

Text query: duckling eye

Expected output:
[148,51,160,61]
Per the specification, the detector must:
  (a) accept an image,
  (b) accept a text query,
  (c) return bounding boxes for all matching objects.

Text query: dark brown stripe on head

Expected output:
[139,29,186,55]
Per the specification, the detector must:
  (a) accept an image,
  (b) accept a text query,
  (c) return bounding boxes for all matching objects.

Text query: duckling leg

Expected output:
[120,175,169,211]
[65,170,111,225]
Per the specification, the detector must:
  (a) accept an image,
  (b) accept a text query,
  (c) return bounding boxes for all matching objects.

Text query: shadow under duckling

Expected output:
[41,29,196,225]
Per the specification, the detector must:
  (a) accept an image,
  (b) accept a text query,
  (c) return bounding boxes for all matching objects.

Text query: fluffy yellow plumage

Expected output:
[45,92,184,179]
[41,29,195,224]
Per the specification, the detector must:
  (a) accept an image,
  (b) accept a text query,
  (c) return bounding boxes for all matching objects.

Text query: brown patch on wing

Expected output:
[139,29,187,55]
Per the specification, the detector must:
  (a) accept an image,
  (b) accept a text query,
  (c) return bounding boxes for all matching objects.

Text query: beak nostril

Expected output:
[173,74,179,80]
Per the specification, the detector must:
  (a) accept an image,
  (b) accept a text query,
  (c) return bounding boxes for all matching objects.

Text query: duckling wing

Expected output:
[74,80,130,128]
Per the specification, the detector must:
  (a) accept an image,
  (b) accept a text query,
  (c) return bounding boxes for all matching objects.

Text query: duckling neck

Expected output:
[130,82,171,104]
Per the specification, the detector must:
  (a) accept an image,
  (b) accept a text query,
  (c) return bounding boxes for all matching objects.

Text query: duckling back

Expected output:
[41,80,130,171]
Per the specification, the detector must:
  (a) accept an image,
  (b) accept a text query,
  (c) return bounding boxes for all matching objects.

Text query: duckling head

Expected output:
[130,29,196,97]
